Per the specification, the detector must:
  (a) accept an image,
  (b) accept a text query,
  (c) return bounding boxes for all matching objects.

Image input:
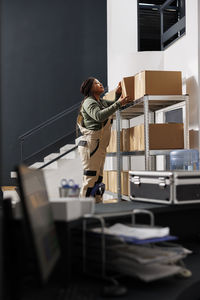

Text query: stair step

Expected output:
[59,144,76,159]
[30,162,58,170]
[10,143,78,181]
[44,153,60,162]
[60,144,76,152]
[29,162,45,169]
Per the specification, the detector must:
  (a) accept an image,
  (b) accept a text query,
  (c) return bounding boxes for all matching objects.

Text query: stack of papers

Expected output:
[107,244,192,282]
[110,244,192,265]
[110,257,183,282]
[89,223,192,282]
[90,223,173,243]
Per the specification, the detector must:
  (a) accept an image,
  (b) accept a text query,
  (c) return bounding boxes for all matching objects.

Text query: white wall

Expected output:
[107,0,164,90]
[163,0,200,134]
[198,0,200,149]
[107,0,200,150]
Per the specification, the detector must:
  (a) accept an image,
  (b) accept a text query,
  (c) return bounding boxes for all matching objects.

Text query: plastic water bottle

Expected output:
[170,149,199,171]
[59,178,80,197]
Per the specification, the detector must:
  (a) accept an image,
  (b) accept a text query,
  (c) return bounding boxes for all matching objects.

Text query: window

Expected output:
[138,0,185,51]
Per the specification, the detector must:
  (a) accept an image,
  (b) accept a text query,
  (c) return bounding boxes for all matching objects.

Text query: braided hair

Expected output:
[76,77,95,136]
[80,77,95,98]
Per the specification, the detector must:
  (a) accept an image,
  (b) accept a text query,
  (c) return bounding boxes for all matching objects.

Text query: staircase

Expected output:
[42,144,82,200]
[2,101,85,202]
[5,138,115,203]
[5,141,83,202]
[31,142,83,200]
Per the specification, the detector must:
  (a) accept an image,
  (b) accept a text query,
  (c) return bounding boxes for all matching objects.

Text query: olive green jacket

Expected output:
[81,94,120,131]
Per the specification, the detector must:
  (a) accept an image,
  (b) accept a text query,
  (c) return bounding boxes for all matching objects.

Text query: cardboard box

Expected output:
[121,171,129,196]
[104,76,135,102]
[107,130,123,152]
[189,130,199,149]
[103,170,109,190]
[130,123,184,150]
[122,128,130,151]
[135,70,182,99]
[103,89,116,101]
[108,171,117,193]
[107,171,129,196]
[121,76,135,101]
[129,126,138,151]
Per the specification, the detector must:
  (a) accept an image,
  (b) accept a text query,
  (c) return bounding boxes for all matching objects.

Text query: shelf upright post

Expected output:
[184,94,190,149]
[143,95,150,170]
[116,110,122,202]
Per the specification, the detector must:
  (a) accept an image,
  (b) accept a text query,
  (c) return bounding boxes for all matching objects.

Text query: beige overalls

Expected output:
[78,117,112,202]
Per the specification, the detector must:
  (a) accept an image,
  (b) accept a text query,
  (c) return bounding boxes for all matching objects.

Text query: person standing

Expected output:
[77,77,131,203]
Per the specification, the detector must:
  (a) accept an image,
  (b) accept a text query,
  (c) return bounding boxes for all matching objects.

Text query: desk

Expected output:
[8,200,200,300]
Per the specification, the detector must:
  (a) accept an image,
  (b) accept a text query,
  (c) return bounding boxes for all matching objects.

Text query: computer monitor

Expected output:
[16,164,61,284]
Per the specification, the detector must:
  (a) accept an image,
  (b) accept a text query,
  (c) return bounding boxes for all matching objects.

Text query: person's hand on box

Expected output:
[116,81,122,95]
[118,94,132,107]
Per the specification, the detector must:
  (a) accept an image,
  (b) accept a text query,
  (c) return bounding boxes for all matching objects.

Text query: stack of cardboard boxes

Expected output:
[129,123,184,151]
[107,123,184,153]
[103,70,184,196]
[103,70,182,101]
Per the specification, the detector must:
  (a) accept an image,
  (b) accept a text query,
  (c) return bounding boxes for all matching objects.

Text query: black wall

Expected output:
[0,0,107,185]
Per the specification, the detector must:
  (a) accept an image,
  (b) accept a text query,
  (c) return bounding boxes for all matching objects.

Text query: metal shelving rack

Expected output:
[109,94,189,202]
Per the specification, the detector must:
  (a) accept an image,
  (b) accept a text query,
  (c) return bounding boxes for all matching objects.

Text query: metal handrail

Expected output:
[160,0,185,50]
[22,129,76,162]
[18,101,81,141]
[18,100,81,163]
[18,89,107,164]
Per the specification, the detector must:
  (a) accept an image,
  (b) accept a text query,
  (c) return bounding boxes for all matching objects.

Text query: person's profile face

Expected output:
[91,79,104,94]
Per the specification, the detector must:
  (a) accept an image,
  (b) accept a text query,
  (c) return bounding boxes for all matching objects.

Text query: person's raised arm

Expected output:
[83,95,132,122]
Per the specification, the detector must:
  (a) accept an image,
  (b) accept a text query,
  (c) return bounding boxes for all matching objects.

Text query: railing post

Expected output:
[160,5,164,51]
[20,138,24,162]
